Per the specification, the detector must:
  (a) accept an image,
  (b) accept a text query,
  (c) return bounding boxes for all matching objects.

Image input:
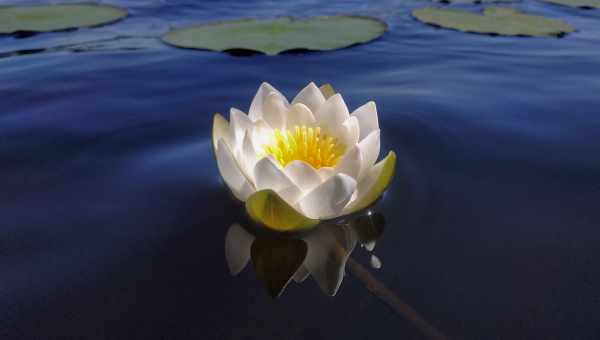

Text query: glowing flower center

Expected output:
[263,125,346,169]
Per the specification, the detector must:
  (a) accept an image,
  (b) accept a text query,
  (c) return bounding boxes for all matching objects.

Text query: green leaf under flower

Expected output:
[0,4,127,34]
[246,189,320,232]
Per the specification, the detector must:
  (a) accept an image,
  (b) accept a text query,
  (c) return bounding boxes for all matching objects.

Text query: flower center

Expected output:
[262,125,346,169]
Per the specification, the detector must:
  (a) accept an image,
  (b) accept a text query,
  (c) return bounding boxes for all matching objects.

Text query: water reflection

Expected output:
[225,211,385,298]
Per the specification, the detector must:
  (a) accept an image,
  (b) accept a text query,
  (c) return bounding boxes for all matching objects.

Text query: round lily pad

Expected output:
[0,4,128,35]
[436,0,516,4]
[543,0,600,9]
[161,16,387,55]
[412,7,575,37]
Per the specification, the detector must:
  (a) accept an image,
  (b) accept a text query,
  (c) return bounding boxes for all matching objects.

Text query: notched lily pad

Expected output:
[435,0,517,4]
[412,7,575,37]
[0,4,128,35]
[543,0,600,9]
[161,16,387,55]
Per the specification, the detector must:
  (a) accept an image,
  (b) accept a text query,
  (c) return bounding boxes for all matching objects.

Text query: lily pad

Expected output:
[161,16,387,55]
[412,7,575,37]
[543,0,600,8]
[0,4,128,35]
[436,0,517,4]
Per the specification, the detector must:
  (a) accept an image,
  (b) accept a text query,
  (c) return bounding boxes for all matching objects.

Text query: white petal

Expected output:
[248,82,288,121]
[344,153,389,213]
[357,129,380,179]
[286,103,316,128]
[315,93,350,139]
[212,113,231,152]
[284,160,323,193]
[253,156,302,204]
[317,167,335,181]
[225,223,255,275]
[335,145,363,180]
[262,92,287,129]
[240,131,259,184]
[340,116,360,147]
[216,139,254,201]
[229,108,253,152]
[298,173,357,219]
[291,82,326,114]
[250,118,275,153]
[351,101,379,141]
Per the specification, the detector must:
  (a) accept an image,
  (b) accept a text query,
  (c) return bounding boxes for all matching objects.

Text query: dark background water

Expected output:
[1,0,600,339]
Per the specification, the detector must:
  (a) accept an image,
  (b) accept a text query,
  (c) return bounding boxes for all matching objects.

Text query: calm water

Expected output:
[2,0,600,339]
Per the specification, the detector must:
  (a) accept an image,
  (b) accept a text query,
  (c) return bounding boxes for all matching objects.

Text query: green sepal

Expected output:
[245,190,320,232]
[347,151,397,214]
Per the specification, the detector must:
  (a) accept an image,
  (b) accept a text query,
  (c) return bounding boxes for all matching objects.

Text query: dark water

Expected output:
[2,0,600,339]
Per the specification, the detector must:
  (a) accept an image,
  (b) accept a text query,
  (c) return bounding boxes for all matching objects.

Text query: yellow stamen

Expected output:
[262,125,346,168]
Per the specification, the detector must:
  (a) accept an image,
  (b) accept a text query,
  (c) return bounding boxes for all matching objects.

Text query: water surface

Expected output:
[1,0,600,339]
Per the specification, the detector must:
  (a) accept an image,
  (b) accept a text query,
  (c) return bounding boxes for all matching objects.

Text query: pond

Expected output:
[1,0,600,339]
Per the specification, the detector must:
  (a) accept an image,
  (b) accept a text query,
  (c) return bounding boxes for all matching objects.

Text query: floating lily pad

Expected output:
[436,0,517,4]
[0,4,128,35]
[543,0,600,8]
[412,7,575,37]
[161,16,387,55]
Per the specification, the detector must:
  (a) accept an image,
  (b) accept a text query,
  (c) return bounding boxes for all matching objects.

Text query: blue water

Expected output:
[1,0,600,339]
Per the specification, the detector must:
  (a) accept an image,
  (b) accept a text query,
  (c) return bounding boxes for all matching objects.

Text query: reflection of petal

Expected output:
[302,224,357,296]
[225,223,255,275]
[251,237,308,298]
[292,265,310,283]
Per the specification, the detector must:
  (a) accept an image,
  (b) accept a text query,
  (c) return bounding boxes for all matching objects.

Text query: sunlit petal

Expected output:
[351,101,379,141]
[335,144,363,180]
[284,160,323,193]
[299,173,357,219]
[286,103,317,128]
[216,139,255,201]
[254,156,302,204]
[344,151,396,214]
[315,93,350,139]
[249,82,288,121]
[291,82,326,114]
[225,223,255,275]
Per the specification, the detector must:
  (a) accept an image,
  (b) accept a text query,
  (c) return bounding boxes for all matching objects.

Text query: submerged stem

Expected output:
[347,258,450,340]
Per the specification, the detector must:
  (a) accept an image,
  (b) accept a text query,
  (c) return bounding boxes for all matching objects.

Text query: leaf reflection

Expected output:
[224,211,386,298]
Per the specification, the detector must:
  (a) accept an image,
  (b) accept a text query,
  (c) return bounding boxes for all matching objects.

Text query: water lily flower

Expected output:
[213,82,396,231]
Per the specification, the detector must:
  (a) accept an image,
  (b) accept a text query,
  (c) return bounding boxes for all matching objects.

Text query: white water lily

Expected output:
[213,82,396,231]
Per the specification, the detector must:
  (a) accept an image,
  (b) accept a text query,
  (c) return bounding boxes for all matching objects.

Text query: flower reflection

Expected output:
[225,211,385,297]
